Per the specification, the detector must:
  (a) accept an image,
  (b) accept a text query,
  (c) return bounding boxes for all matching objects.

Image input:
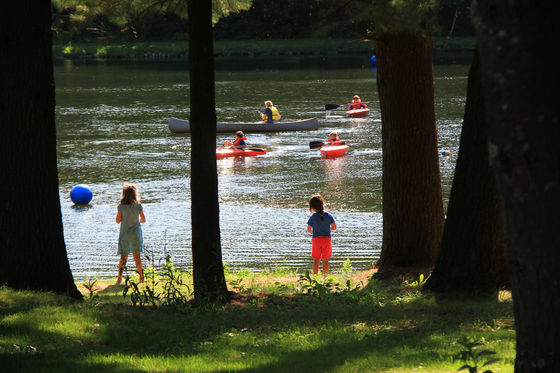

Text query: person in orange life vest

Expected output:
[230,131,247,148]
[347,95,367,110]
[327,131,342,145]
[260,100,281,123]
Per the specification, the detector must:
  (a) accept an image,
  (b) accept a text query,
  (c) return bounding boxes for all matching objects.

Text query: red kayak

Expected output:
[346,108,370,118]
[216,147,267,159]
[320,144,349,158]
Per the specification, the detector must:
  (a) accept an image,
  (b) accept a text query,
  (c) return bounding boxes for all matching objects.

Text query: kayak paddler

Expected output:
[225,131,247,149]
[347,95,367,110]
[327,131,343,145]
[260,100,281,123]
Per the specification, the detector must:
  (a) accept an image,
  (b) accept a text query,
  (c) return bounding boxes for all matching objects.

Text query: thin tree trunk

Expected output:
[476,1,560,371]
[187,0,229,305]
[0,1,81,299]
[425,49,508,296]
[374,32,445,279]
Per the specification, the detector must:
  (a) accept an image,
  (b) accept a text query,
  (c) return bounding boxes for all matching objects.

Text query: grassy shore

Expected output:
[52,37,476,60]
[0,264,514,372]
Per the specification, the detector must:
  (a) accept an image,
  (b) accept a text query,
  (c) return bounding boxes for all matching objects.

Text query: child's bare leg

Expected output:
[313,259,321,275]
[132,252,144,282]
[116,255,128,284]
[322,259,330,275]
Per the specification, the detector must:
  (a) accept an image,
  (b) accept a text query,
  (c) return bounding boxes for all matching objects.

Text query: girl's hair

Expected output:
[236,130,244,137]
[330,131,338,137]
[265,100,273,107]
[121,184,140,205]
[309,194,325,220]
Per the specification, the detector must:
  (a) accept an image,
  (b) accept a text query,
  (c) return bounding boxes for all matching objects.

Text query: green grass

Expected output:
[52,36,475,59]
[0,268,514,372]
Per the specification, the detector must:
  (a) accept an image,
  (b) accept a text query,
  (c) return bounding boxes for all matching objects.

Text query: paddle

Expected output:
[217,146,266,153]
[309,140,345,149]
[325,103,370,110]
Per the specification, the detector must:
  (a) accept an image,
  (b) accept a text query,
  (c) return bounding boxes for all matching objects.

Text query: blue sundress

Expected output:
[117,203,143,255]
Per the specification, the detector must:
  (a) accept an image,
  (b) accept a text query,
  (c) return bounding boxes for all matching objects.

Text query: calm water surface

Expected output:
[55,56,468,280]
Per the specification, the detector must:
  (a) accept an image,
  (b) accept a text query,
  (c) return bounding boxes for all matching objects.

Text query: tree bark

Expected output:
[476,1,560,371]
[374,32,445,279]
[424,49,508,296]
[0,1,81,299]
[187,0,229,305]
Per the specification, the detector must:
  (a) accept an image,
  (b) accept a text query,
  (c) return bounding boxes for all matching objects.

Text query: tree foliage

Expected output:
[52,0,251,40]
[52,0,473,41]
[315,0,437,40]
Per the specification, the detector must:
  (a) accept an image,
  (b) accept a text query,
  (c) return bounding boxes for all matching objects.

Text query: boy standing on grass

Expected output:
[307,194,336,275]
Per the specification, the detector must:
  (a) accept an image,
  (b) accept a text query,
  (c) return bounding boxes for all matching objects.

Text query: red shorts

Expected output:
[312,236,332,259]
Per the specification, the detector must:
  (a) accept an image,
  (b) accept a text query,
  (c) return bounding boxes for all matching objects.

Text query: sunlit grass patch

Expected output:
[0,270,514,372]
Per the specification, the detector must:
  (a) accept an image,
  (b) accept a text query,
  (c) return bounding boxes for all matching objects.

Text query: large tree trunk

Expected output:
[424,49,508,295]
[187,0,229,305]
[374,32,445,279]
[0,1,81,299]
[476,2,560,371]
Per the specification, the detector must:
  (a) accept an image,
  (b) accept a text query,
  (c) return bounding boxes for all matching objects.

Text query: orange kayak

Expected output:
[216,147,267,159]
[346,108,370,118]
[320,144,349,158]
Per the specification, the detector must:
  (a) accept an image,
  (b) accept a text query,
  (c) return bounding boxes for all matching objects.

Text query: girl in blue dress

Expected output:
[115,184,145,284]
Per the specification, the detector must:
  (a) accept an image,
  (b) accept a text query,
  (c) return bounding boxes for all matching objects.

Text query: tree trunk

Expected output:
[187,0,229,305]
[476,1,560,371]
[374,32,444,279]
[424,49,508,295]
[0,1,81,299]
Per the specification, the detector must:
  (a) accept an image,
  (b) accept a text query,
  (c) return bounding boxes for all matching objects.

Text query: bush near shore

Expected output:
[1,264,514,372]
[53,37,475,60]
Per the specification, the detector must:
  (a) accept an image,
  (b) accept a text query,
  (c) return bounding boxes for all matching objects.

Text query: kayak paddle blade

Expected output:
[325,104,341,110]
[309,141,325,149]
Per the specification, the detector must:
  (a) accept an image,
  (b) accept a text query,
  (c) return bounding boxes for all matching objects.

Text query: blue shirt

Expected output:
[307,212,335,237]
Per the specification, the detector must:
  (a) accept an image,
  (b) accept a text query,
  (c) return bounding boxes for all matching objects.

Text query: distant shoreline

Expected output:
[53,37,475,62]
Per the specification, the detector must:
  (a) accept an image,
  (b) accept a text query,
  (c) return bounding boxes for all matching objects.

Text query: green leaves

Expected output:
[454,336,500,373]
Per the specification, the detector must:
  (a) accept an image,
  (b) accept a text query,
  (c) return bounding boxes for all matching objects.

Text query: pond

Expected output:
[55,55,468,280]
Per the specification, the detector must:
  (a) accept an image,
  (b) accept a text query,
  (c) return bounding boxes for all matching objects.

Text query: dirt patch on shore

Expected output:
[77,268,378,296]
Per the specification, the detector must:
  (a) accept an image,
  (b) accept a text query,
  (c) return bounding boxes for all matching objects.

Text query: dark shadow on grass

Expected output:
[0,286,514,372]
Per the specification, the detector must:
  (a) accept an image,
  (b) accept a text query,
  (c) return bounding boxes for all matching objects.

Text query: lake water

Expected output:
[55,55,468,280]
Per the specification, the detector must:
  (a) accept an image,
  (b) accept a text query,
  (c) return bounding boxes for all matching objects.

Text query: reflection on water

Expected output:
[56,58,467,279]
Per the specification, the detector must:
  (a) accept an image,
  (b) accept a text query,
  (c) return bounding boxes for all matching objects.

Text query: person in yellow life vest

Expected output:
[260,100,281,123]
[347,95,367,110]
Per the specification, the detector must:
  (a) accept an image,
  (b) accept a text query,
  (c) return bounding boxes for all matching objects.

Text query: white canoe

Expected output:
[168,117,319,133]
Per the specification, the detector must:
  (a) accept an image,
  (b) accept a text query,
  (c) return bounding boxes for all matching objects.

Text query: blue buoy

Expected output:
[370,55,377,67]
[70,184,93,204]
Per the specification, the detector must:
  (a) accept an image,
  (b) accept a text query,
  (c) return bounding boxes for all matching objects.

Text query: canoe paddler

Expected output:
[260,100,281,123]
[347,95,367,110]
[225,131,247,149]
